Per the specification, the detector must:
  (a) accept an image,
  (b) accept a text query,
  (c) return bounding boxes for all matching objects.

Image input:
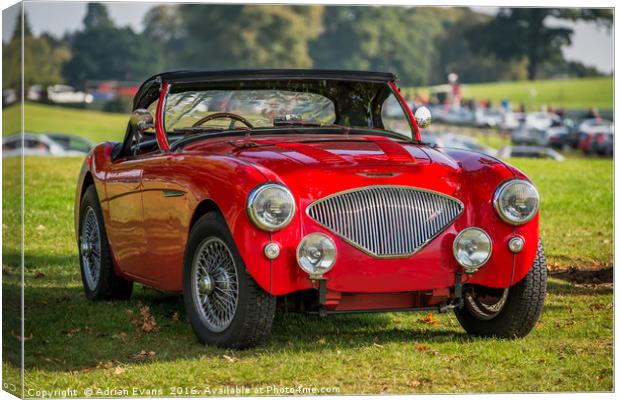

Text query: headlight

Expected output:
[493,179,539,225]
[453,227,492,274]
[247,183,295,231]
[297,233,337,278]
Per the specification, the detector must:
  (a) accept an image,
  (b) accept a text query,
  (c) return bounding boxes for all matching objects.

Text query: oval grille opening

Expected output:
[306,186,464,257]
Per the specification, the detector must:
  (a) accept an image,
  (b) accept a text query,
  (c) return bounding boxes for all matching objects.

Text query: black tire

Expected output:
[182,212,276,349]
[454,242,547,338]
[78,185,133,301]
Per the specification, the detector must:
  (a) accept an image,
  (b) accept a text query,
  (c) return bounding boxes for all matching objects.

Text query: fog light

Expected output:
[453,228,492,274]
[264,242,280,259]
[297,233,337,278]
[508,237,524,253]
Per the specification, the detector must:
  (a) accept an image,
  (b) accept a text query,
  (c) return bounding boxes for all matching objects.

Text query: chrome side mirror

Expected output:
[414,106,432,129]
[130,109,154,133]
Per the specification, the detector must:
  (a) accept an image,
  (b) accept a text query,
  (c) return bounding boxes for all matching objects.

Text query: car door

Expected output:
[140,153,193,290]
[104,157,150,282]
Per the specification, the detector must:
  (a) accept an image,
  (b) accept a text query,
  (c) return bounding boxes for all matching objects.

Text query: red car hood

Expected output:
[184,134,504,201]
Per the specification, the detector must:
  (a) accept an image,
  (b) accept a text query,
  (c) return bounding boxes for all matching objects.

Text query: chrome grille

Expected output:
[306,186,464,258]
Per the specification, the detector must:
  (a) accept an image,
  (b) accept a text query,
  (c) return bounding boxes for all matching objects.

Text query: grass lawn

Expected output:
[462,77,613,111]
[1,153,613,395]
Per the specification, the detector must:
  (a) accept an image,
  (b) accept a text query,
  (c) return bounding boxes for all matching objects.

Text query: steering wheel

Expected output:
[192,112,254,129]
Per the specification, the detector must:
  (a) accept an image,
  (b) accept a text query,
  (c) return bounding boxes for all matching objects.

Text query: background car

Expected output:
[497,145,565,161]
[425,132,498,156]
[576,118,614,154]
[2,133,93,158]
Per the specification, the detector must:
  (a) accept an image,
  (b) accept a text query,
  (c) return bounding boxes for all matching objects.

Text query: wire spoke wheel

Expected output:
[464,288,509,321]
[191,237,239,333]
[80,206,101,291]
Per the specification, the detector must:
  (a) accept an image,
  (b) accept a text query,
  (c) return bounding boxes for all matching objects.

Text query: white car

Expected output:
[2,133,93,158]
[47,84,94,104]
[425,132,497,157]
[524,112,562,130]
[497,145,565,161]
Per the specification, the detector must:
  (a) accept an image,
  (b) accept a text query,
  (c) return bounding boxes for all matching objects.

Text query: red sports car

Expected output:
[75,70,546,348]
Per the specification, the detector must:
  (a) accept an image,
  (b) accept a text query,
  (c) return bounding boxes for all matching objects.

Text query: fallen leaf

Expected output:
[114,366,126,375]
[128,306,160,333]
[418,313,439,326]
[112,331,128,341]
[415,345,431,352]
[62,328,81,337]
[407,379,422,388]
[36,224,46,231]
[96,361,114,370]
[222,354,237,363]
[131,350,156,361]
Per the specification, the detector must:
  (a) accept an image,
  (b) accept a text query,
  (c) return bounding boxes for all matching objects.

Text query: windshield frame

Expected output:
[119,73,420,157]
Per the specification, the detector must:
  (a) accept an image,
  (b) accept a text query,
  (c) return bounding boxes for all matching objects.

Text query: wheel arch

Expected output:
[189,198,223,233]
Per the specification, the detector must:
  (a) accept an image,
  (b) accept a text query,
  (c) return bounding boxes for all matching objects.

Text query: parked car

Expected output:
[433,106,476,126]
[497,146,565,161]
[511,126,549,146]
[2,89,17,106]
[2,133,94,158]
[47,84,94,104]
[425,132,497,157]
[523,112,562,130]
[576,118,614,154]
[546,126,575,150]
[474,108,505,128]
[590,131,614,156]
[75,70,546,348]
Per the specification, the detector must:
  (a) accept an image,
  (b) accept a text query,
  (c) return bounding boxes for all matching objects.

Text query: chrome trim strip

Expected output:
[306,185,464,259]
[161,190,185,198]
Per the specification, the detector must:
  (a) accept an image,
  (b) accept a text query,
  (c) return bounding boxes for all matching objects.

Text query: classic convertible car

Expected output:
[75,70,546,348]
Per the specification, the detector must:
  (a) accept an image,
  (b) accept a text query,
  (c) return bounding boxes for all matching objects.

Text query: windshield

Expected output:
[143,79,414,142]
[153,90,337,131]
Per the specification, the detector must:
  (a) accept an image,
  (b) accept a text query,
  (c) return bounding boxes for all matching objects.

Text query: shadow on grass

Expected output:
[13,253,612,373]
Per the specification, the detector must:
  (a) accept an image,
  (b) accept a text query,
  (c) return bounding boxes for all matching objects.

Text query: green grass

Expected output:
[2,102,127,142]
[1,154,613,395]
[462,77,613,111]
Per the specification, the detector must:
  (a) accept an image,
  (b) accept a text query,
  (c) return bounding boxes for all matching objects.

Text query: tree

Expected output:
[3,10,68,90]
[176,4,323,69]
[11,7,32,41]
[309,6,444,86]
[83,3,113,30]
[467,8,613,80]
[63,3,164,85]
[142,5,186,70]
[431,8,528,84]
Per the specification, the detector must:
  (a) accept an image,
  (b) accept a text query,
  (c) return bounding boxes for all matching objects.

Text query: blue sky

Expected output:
[2,2,614,74]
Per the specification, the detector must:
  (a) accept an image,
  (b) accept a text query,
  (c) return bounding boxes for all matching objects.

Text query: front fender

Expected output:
[170,153,273,292]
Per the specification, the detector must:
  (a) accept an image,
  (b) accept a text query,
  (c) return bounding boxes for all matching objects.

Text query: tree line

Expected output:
[2,3,613,91]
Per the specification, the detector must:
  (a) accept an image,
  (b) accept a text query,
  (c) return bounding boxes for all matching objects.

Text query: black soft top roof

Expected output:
[133,69,397,109]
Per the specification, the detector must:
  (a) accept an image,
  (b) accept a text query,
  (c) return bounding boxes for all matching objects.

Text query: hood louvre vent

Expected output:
[306,185,464,258]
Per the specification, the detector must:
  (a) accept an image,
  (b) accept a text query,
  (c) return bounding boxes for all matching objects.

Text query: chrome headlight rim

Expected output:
[452,227,493,272]
[247,183,296,232]
[493,179,540,225]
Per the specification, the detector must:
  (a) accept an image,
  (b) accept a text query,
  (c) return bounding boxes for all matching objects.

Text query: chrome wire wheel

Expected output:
[464,288,509,321]
[80,206,101,291]
[191,237,239,333]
